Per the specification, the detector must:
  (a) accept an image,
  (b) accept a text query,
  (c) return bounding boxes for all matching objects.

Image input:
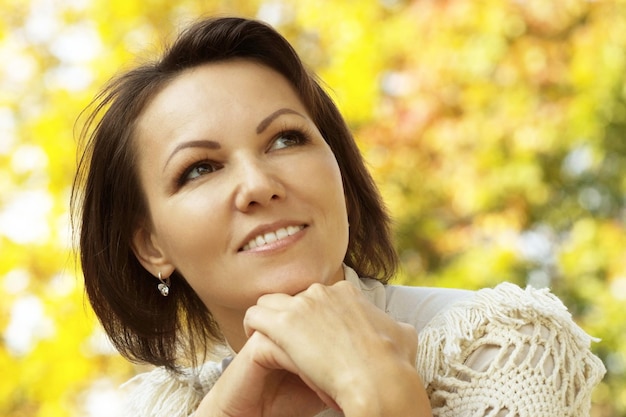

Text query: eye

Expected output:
[179,161,220,185]
[269,130,310,151]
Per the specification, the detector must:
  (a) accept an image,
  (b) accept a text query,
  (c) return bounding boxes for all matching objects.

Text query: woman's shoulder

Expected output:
[383,283,475,332]
[345,264,476,332]
[415,282,606,416]
[119,359,226,417]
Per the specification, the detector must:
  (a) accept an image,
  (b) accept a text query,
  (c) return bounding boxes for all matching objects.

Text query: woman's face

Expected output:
[132,59,349,343]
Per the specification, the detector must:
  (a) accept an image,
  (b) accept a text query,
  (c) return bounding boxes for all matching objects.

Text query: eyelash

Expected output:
[270,128,311,150]
[174,127,313,188]
[175,159,220,187]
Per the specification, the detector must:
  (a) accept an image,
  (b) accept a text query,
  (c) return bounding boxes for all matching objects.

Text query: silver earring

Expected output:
[157,272,170,297]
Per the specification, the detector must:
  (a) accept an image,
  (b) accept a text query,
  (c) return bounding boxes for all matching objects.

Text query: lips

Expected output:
[240,225,305,251]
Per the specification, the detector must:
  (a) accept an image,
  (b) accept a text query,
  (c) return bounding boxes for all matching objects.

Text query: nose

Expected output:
[234,157,285,212]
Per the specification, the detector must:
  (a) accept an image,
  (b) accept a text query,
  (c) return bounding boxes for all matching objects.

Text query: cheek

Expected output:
[322,157,347,211]
[151,196,225,267]
[308,155,349,228]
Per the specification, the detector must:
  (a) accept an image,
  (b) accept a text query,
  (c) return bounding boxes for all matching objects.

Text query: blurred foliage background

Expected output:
[1,0,625,416]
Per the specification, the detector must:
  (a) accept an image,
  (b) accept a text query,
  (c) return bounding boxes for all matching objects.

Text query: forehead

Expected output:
[135,59,308,136]
[159,60,299,109]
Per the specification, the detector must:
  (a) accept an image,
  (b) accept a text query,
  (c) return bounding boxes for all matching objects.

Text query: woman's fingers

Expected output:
[243,292,293,338]
[236,280,431,416]
[197,330,332,417]
[243,331,341,413]
[247,280,417,361]
[244,280,420,401]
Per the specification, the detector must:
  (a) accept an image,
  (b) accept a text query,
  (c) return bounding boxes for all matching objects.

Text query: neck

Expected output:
[213,310,248,353]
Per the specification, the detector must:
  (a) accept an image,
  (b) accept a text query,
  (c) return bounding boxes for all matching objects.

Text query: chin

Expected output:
[262,276,316,296]
[262,263,341,293]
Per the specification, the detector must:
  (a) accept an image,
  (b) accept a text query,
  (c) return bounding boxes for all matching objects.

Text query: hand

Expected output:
[196,280,432,417]
[243,280,431,417]
[196,331,330,417]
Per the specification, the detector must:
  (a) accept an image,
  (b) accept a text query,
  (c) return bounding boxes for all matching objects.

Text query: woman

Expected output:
[72,17,605,417]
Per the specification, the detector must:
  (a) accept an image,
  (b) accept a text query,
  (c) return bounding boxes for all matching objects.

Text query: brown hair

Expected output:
[72,16,398,370]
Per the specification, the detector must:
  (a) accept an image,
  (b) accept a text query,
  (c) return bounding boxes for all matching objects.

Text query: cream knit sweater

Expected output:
[122,266,606,417]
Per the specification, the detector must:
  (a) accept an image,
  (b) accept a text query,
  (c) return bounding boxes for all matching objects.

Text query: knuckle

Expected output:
[333,280,359,296]
[275,309,295,328]
[398,323,419,359]
[335,279,354,290]
[291,292,317,314]
[255,292,273,306]
[307,282,327,295]
[243,305,258,323]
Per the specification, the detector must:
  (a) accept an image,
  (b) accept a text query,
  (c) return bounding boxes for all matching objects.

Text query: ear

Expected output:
[131,223,175,279]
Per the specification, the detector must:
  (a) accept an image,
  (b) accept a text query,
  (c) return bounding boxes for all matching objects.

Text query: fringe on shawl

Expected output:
[120,361,223,417]
[416,282,601,386]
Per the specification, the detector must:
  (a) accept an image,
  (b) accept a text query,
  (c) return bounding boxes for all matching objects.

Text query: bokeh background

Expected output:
[2,0,625,415]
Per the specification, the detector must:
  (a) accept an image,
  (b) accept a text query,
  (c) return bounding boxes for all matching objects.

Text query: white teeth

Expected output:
[242,225,304,251]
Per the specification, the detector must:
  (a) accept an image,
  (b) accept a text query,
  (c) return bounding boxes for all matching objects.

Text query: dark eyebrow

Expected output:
[164,140,220,171]
[163,109,304,171]
[256,108,306,134]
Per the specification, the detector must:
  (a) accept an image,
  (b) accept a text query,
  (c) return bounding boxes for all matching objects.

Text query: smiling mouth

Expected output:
[240,225,305,252]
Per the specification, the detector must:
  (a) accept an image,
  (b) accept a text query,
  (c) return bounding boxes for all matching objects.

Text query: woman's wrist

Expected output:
[337,361,432,417]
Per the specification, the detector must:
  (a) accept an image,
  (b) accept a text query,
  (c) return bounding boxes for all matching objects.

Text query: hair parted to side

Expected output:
[71,16,398,371]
